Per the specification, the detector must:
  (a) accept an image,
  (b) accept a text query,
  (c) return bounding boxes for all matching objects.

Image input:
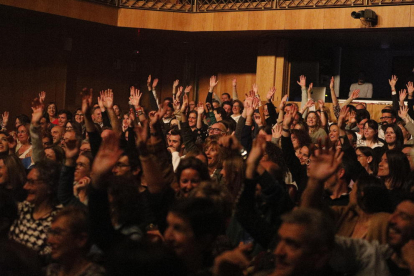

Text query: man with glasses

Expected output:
[379,108,397,140]
[208,122,228,137]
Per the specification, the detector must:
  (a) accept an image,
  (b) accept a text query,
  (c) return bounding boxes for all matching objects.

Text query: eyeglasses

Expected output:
[380,116,393,120]
[208,127,225,134]
[75,113,84,117]
[114,162,130,168]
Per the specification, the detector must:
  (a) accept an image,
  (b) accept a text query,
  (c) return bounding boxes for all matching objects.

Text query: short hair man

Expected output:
[57,110,72,128]
[221,93,231,103]
[222,101,233,117]
[91,107,103,127]
[51,126,65,146]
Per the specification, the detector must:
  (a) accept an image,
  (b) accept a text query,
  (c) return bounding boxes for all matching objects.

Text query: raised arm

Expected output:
[30,94,46,163]
[232,77,238,100]
[172,79,179,101]
[103,89,121,137]
[389,75,400,112]
[318,100,327,128]
[297,75,308,109]
[81,88,95,133]
[342,89,360,107]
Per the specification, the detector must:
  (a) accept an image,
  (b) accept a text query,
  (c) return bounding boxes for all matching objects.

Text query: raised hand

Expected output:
[134,119,149,148]
[152,78,159,88]
[297,75,306,88]
[389,75,398,89]
[81,88,93,115]
[196,103,204,116]
[147,75,152,91]
[350,89,360,99]
[176,86,183,100]
[266,87,276,102]
[307,140,343,182]
[232,77,237,87]
[209,75,218,90]
[283,104,298,128]
[399,89,407,103]
[184,85,192,93]
[399,105,408,120]
[252,83,258,95]
[245,101,254,117]
[317,99,325,111]
[1,111,9,127]
[173,99,181,112]
[254,113,262,126]
[39,91,46,103]
[129,86,142,108]
[272,124,282,139]
[173,79,179,88]
[181,93,189,113]
[337,105,349,129]
[406,81,414,95]
[103,89,114,109]
[31,97,44,124]
[63,136,80,160]
[92,130,122,182]
[97,91,105,111]
[305,98,315,108]
[329,76,334,90]
[307,82,313,94]
[246,135,266,167]
[244,91,254,109]
[279,94,289,111]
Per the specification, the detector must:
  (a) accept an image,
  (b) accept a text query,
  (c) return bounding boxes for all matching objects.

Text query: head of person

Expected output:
[274,208,335,276]
[113,104,121,117]
[297,145,310,166]
[305,111,321,129]
[165,198,224,262]
[261,142,289,184]
[176,157,210,197]
[356,109,370,133]
[381,108,397,126]
[44,145,65,164]
[57,110,72,128]
[15,114,30,130]
[47,102,57,118]
[384,124,404,151]
[80,140,91,154]
[91,107,102,124]
[357,72,366,84]
[212,100,220,109]
[39,116,50,133]
[221,155,245,200]
[232,99,243,116]
[17,124,30,144]
[387,197,414,252]
[185,147,208,165]
[355,103,367,110]
[188,111,197,129]
[293,121,309,132]
[23,160,60,206]
[51,126,65,145]
[350,174,391,213]
[328,123,340,144]
[213,107,227,122]
[356,146,377,175]
[323,160,349,195]
[221,93,231,103]
[208,122,227,137]
[0,154,27,201]
[168,129,184,153]
[65,121,83,137]
[74,108,84,124]
[189,101,196,111]
[74,152,93,182]
[402,145,414,171]
[362,120,379,142]
[203,136,222,168]
[0,131,9,154]
[163,103,174,119]
[221,101,232,117]
[346,130,357,149]
[378,150,411,190]
[47,206,90,262]
[112,150,141,178]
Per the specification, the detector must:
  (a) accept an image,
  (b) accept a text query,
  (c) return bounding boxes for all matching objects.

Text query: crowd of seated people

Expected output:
[0,72,414,276]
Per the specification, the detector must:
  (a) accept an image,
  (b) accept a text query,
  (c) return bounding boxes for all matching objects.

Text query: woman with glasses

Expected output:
[9,160,61,259]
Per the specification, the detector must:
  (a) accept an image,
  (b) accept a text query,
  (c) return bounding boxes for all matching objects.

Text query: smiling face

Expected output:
[377,153,390,178]
[385,127,397,145]
[179,168,201,197]
[23,168,51,206]
[387,201,414,250]
[223,104,232,116]
[363,122,376,141]
[47,104,56,118]
[232,102,241,115]
[329,125,339,143]
[58,113,68,127]
[74,155,91,182]
[188,113,197,128]
[296,146,310,166]
[306,113,317,128]
[0,133,9,154]
[17,125,29,144]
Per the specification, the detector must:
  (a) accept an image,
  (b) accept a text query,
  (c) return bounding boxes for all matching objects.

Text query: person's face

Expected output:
[47,104,56,117]
[179,168,201,197]
[329,125,339,143]
[208,123,226,136]
[385,127,397,145]
[75,111,84,124]
[24,168,50,205]
[402,147,414,171]
[363,123,376,140]
[306,113,317,128]
[112,155,132,176]
[165,212,199,259]
[61,131,76,148]
[189,101,196,111]
[74,155,91,182]
[274,223,323,276]
[42,137,52,149]
[296,146,309,166]
[58,114,68,127]
[0,159,8,184]
[221,94,230,102]
[164,107,174,119]
[387,201,414,250]
[223,104,232,116]
[113,105,120,116]
[65,122,74,132]
[233,102,241,115]
[188,113,197,128]
[44,148,57,161]
[17,125,29,143]
[263,105,269,116]
[214,110,222,122]
[358,119,368,133]
[205,145,219,166]
[378,153,390,178]
[0,134,9,153]
[381,112,395,125]
[168,135,182,152]
[212,102,220,109]
[51,127,64,144]
[291,134,299,150]
[48,216,85,261]
[356,149,371,171]
[92,109,102,123]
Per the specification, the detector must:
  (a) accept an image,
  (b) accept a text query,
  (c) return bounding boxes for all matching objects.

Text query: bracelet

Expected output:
[282,128,290,132]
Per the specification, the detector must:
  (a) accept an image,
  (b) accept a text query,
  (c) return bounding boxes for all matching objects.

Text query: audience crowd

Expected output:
[1,73,414,276]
